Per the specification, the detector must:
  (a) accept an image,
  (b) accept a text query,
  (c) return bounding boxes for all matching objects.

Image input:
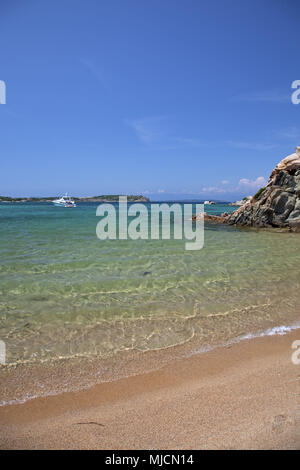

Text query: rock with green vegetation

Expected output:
[227,147,300,231]
[253,187,265,200]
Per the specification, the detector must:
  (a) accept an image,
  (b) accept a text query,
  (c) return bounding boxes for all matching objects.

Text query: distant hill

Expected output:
[77,195,149,202]
[0,196,55,202]
[0,195,150,203]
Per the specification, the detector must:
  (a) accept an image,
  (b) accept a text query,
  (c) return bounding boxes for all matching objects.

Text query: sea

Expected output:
[0,201,299,404]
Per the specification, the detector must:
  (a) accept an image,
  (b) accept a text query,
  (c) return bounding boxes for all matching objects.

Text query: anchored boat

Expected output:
[53,194,76,208]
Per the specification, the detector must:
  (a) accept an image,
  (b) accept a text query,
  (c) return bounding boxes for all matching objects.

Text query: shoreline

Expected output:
[1,319,300,408]
[0,329,299,449]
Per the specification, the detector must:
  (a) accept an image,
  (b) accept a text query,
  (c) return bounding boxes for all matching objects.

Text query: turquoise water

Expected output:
[0,201,300,366]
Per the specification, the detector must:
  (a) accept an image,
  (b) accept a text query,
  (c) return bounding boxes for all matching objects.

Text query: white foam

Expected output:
[189,320,300,357]
[238,322,300,340]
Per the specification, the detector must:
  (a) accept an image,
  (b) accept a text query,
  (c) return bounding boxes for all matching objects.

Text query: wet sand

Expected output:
[0,330,299,449]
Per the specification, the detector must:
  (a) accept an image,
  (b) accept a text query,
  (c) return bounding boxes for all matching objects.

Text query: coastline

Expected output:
[1,318,300,407]
[0,329,299,449]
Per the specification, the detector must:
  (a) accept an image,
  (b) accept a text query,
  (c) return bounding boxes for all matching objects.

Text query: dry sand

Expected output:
[0,330,299,449]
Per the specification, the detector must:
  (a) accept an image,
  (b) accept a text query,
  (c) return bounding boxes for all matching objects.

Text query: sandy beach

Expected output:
[2,0,300,454]
[0,330,299,450]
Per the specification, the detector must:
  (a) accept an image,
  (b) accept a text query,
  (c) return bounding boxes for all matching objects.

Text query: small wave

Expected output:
[190,320,300,357]
[238,323,300,340]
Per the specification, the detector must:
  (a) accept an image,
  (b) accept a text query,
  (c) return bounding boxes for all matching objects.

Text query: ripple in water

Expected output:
[0,202,300,367]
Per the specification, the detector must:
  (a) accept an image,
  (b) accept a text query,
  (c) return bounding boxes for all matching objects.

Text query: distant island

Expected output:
[77,195,149,202]
[0,195,150,203]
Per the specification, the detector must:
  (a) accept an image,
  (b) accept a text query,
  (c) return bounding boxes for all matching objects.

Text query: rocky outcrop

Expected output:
[227,147,300,231]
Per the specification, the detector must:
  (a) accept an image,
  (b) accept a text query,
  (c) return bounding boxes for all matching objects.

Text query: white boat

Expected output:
[53,193,76,208]
[204,200,216,205]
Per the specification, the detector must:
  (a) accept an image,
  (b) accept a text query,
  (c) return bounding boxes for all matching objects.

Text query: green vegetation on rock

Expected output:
[253,187,265,200]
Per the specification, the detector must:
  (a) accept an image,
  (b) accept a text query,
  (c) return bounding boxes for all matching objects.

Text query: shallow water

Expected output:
[0,201,300,368]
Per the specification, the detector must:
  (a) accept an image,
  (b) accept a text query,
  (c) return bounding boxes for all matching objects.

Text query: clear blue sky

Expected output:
[1,0,299,200]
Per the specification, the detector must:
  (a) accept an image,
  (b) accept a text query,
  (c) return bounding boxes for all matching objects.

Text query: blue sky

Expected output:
[0,0,300,200]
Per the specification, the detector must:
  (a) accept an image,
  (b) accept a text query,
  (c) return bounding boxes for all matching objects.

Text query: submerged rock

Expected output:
[227,147,300,231]
[192,212,229,223]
